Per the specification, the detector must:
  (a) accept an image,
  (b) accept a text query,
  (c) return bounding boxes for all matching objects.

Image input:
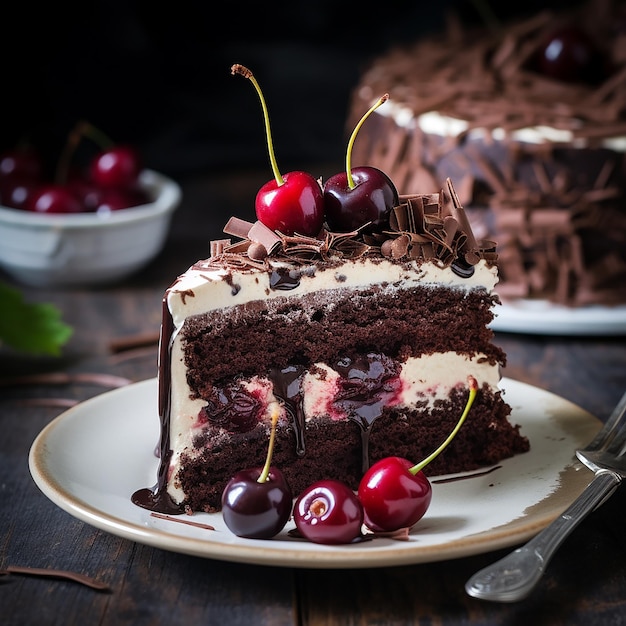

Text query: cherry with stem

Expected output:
[323,94,398,234]
[358,375,479,533]
[231,64,324,238]
[221,403,293,539]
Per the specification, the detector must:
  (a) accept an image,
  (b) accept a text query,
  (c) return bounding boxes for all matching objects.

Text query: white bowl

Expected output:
[0,169,181,287]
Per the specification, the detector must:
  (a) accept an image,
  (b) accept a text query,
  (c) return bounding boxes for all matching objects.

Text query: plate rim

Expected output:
[28,377,601,569]
[491,299,626,336]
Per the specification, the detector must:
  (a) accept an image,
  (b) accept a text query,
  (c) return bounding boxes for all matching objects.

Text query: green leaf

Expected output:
[0,282,73,356]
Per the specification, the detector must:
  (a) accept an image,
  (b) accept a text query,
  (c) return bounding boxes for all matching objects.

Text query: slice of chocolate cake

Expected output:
[133,179,529,515]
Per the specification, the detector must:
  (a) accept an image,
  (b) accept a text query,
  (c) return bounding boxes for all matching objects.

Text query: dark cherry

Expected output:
[199,382,266,433]
[358,456,432,532]
[222,404,293,539]
[0,179,40,211]
[324,166,398,234]
[323,94,398,234]
[0,148,43,182]
[536,25,602,83]
[221,466,293,539]
[293,479,364,544]
[26,185,83,214]
[90,145,142,189]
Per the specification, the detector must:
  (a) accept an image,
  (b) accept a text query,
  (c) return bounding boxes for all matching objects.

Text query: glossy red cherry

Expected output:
[324,94,398,234]
[26,185,83,214]
[358,376,479,532]
[232,63,324,237]
[221,466,293,539]
[536,26,602,83]
[293,479,364,545]
[255,170,324,236]
[358,456,432,532]
[90,145,142,189]
[0,179,40,210]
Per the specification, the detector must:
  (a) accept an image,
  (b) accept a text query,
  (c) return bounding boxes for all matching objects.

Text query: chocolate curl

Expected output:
[384,191,465,263]
[210,239,231,257]
[248,221,282,256]
[446,178,480,264]
[223,216,254,239]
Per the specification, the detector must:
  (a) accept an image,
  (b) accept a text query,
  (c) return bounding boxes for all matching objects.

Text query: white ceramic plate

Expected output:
[29,378,601,569]
[491,299,626,336]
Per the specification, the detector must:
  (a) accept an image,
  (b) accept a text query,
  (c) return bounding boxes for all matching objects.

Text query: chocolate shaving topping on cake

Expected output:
[204,179,495,273]
[366,179,496,267]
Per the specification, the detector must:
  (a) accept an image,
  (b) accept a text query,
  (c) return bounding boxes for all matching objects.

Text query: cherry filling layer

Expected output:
[195,353,403,471]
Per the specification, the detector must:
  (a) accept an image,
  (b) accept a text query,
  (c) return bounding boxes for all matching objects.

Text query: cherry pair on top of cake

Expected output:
[231,63,398,242]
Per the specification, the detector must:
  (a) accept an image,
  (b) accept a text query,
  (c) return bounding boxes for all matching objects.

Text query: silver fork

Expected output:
[465,390,626,603]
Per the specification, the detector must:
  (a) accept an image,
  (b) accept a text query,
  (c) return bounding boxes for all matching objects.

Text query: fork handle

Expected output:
[465,469,622,603]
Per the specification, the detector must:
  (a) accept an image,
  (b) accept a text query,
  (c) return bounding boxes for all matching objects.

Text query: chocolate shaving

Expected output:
[377,179,492,264]
[206,181,491,272]
[150,512,215,530]
[210,239,231,257]
[223,216,253,239]
[109,332,160,353]
[2,565,110,592]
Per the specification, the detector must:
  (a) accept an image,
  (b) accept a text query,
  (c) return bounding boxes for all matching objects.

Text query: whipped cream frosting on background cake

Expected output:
[133,181,529,515]
[347,0,626,307]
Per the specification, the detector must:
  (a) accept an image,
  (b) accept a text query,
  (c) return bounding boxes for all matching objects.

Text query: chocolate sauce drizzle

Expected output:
[132,308,401,514]
[131,297,182,514]
[266,354,400,474]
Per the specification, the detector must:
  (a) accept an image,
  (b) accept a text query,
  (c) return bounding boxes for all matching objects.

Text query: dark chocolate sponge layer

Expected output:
[182,283,505,398]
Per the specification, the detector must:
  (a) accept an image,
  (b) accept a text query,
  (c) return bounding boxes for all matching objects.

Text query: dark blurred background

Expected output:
[1,0,580,180]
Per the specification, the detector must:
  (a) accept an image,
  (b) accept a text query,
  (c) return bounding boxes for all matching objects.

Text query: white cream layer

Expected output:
[377,99,626,151]
[166,257,498,330]
[166,350,499,504]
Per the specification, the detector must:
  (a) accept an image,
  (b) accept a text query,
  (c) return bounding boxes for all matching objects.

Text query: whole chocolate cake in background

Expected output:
[347,0,626,307]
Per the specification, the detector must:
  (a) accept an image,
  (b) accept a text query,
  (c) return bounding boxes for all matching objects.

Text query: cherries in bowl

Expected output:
[0,169,181,287]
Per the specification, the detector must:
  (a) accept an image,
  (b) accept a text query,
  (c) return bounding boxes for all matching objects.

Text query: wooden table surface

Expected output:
[2,166,626,625]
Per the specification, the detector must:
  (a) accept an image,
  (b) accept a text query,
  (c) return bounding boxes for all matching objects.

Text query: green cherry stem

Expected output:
[409,375,479,475]
[345,93,389,190]
[257,403,281,483]
[231,64,284,187]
